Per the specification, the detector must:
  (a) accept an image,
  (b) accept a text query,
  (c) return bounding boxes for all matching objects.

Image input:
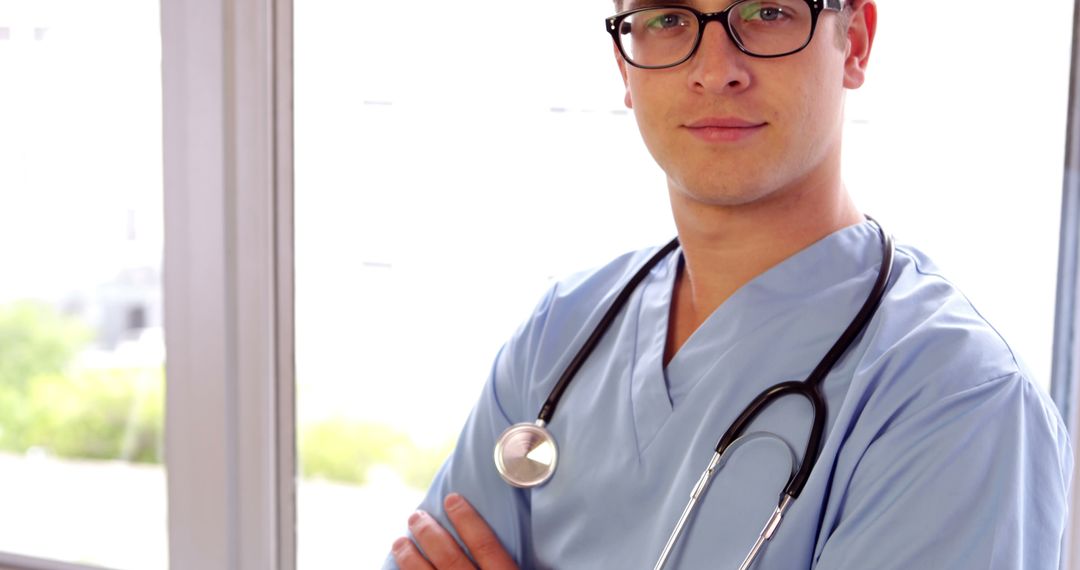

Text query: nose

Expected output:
[685,21,752,95]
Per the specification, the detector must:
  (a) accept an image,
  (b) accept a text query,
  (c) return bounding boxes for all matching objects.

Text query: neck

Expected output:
[663,175,862,365]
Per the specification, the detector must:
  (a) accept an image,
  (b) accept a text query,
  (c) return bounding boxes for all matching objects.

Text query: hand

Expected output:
[392,493,519,570]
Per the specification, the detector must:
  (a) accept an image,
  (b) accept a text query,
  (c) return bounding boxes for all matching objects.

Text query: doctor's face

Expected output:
[614,0,873,208]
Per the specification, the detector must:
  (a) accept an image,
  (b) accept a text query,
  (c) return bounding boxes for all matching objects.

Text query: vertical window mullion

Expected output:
[1053,1,1080,568]
[162,0,232,565]
[272,0,297,566]
[162,0,291,568]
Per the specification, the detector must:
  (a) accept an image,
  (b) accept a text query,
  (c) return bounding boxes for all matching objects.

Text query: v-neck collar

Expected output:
[627,221,885,452]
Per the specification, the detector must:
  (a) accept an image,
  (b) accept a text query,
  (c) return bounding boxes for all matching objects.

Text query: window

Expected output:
[3,1,1077,568]
[843,5,1072,389]
[0,0,166,568]
[295,0,1074,568]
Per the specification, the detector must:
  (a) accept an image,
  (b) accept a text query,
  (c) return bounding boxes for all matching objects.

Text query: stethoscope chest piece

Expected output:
[494,421,559,488]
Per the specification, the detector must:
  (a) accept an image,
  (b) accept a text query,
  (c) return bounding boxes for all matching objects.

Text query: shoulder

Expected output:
[869,244,1019,379]
[847,241,1066,438]
[820,243,1072,562]
[872,242,1015,371]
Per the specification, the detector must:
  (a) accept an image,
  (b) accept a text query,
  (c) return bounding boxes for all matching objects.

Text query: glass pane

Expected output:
[295,1,1071,567]
[295,1,672,567]
[843,6,1072,387]
[0,1,166,568]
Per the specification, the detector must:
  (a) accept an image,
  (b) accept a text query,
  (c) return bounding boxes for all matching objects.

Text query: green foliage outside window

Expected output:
[0,301,164,463]
[0,301,91,394]
[300,418,454,489]
[22,367,164,463]
[0,300,452,489]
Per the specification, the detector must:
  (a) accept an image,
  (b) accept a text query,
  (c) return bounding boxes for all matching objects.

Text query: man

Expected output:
[387,0,1073,567]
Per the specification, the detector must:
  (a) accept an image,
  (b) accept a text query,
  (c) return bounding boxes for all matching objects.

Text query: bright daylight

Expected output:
[0,0,1075,568]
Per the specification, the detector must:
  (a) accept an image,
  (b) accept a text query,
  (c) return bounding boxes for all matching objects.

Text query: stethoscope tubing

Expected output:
[495,218,896,568]
[536,237,681,424]
[654,219,894,569]
[711,220,893,500]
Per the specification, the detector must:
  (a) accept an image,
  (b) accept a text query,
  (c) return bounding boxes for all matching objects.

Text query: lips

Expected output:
[685,117,765,129]
[683,117,767,142]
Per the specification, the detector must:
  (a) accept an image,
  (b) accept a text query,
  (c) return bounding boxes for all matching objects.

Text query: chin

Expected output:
[669,175,780,208]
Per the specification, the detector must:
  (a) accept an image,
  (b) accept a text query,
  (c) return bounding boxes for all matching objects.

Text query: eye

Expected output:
[739,3,791,23]
[645,11,691,31]
[759,7,784,21]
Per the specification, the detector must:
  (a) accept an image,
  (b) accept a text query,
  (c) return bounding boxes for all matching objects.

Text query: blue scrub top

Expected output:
[384,221,1072,569]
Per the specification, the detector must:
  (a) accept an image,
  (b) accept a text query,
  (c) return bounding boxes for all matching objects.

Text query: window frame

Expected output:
[0,553,117,570]
[1054,3,1080,569]
[158,0,295,568]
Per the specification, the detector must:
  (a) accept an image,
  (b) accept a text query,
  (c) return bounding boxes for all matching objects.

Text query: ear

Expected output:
[843,0,877,89]
[614,42,634,109]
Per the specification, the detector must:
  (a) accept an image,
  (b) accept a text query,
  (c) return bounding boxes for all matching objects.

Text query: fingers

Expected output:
[391,494,517,570]
[392,536,436,570]
[407,510,477,570]
[443,494,518,569]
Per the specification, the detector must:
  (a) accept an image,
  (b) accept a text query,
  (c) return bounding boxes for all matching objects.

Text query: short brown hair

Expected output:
[834,1,853,48]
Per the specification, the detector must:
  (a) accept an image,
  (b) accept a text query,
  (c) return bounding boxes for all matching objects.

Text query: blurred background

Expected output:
[0,0,1073,568]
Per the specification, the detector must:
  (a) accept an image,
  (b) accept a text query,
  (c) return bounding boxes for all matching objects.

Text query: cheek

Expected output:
[631,104,669,164]
[627,78,677,145]
[788,68,842,138]
[780,47,847,126]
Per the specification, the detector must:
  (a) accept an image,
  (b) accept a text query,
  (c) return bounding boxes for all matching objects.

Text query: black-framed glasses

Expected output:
[606,0,843,69]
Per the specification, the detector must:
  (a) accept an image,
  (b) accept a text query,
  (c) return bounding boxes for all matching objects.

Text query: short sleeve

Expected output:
[815,373,1073,568]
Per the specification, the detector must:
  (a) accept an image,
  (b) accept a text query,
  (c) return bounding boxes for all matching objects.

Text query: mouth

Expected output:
[683,117,767,143]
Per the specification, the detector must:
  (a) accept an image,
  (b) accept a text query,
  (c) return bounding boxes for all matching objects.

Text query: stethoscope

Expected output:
[493,218,894,569]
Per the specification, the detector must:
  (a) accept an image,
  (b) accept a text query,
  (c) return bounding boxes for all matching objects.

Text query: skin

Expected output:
[393,1,877,567]
[392,494,517,570]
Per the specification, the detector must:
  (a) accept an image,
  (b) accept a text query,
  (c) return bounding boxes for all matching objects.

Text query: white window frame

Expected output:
[158,0,295,568]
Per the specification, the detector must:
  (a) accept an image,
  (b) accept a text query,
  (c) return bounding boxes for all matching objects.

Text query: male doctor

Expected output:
[388,0,1073,567]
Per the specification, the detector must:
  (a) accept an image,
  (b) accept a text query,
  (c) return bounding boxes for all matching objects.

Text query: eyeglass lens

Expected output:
[617,0,814,67]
